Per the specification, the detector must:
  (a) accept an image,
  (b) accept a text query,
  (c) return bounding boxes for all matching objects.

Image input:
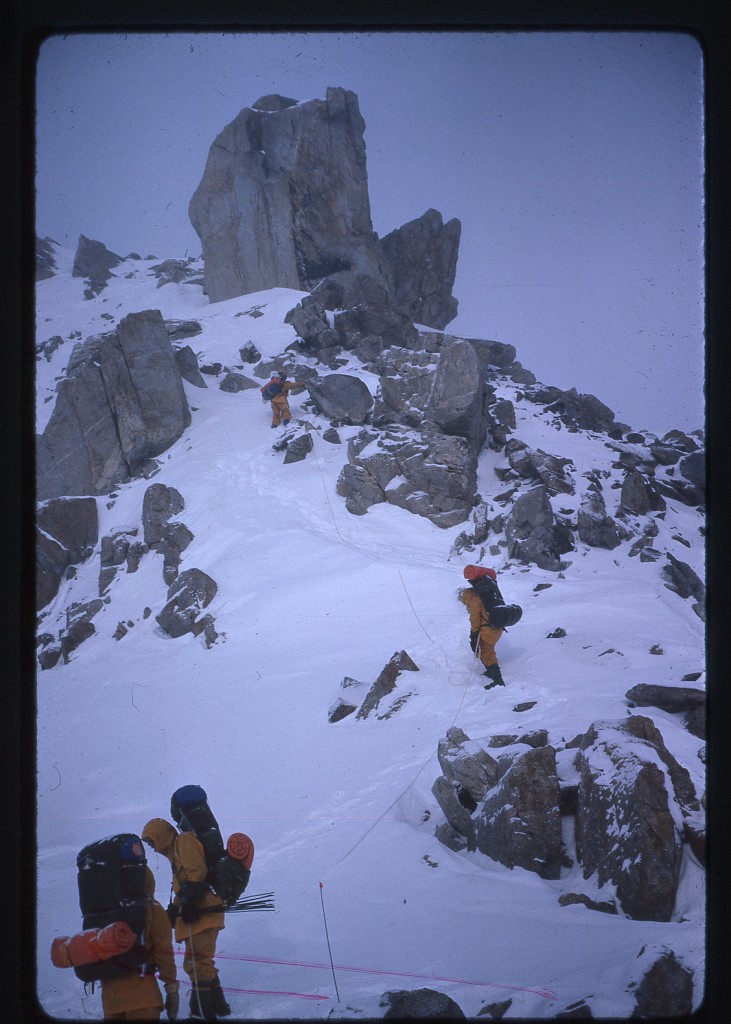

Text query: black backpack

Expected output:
[74,834,148,983]
[471,576,523,628]
[170,785,251,908]
[261,380,283,400]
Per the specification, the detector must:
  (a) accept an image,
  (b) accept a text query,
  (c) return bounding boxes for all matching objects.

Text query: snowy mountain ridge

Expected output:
[35,242,705,1020]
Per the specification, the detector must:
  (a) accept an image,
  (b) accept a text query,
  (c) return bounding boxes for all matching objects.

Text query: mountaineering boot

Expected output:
[483,664,505,690]
[283,418,291,426]
[211,975,231,1016]
[189,980,217,1020]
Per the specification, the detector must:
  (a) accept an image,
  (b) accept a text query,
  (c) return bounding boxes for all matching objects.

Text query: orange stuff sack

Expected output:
[51,937,73,969]
[226,832,254,870]
[51,921,136,968]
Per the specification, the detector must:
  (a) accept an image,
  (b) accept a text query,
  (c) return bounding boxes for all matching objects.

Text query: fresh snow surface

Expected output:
[35,249,706,1020]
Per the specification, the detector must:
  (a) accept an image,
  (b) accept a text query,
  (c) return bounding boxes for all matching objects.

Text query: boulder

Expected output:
[425,338,492,453]
[239,341,261,363]
[381,988,466,1018]
[336,463,388,516]
[36,496,98,610]
[142,483,185,545]
[379,208,461,329]
[306,374,373,425]
[505,440,574,496]
[282,432,314,464]
[620,469,651,515]
[328,676,368,723]
[356,650,418,720]
[164,318,203,342]
[661,552,705,606]
[577,489,622,549]
[36,235,57,281]
[543,387,616,433]
[473,744,564,879]
[156,568,218,642]
[574,716,696,921]
[174,346,207,388]
[189,88,390,302]
[505,484,574,571]
[625,683,705,714]
[142,483,192,584]
[219,371,252,393]
[436,726,499,803]
[37,310,191,500]
[72,234,124,297]
[432,728,500,850]
[630,950,694,1018]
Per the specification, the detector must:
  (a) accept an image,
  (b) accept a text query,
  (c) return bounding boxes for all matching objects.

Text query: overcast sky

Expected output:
[34,30,704,435]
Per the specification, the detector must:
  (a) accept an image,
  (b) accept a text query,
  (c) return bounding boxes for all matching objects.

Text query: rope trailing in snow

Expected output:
[209,950,557,1000]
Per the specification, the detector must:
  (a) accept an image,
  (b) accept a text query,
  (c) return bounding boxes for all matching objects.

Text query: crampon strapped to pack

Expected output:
[52,833,149,982]
[170,785,253,909]
[261,379,283,401]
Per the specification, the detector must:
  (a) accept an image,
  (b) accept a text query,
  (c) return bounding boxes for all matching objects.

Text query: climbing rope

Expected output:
[339,574,479,863]
[301,427,482,861]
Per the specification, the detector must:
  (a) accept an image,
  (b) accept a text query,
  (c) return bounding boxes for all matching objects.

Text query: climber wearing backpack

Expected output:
[99,866,180,1021]
[51,834,179,1021]
[142,818,227,1021]
[261,371,306,428]
[459,565,522,690]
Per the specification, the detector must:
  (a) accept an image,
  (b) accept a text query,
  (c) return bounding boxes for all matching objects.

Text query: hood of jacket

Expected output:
[141,817,178,858]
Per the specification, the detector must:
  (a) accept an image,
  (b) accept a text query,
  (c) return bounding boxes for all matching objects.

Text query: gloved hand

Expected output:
[180,900,201,924]
[164,981,180,1020]
[166,903,179,926]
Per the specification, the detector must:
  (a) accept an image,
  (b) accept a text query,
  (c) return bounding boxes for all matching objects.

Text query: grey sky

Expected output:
[35,30,704,434]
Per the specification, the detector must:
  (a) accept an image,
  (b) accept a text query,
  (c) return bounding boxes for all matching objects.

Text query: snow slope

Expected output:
[35,249,705,1020]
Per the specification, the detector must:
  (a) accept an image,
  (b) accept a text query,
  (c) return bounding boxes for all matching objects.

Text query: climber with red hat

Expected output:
[459,565,522,689]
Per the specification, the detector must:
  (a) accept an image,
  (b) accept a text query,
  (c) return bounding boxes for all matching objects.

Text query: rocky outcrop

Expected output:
[156,568,218,645]
[432,729,564,878]
[504,439,575,496]
[356,650,419,720]
[189,88,389,302]
[379,208,461,329]
[72,234,124,297]
[286,291,420,363]
[36,236,58,281]
[574,716,699,921]
[36,497,99,610]
[337,427,477,528]
[142,483,194,585]
[505,484,575,570]
[36,310,191,500]
[661,552,705,620]
[577,489,622,549]
[538,386,618,434]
